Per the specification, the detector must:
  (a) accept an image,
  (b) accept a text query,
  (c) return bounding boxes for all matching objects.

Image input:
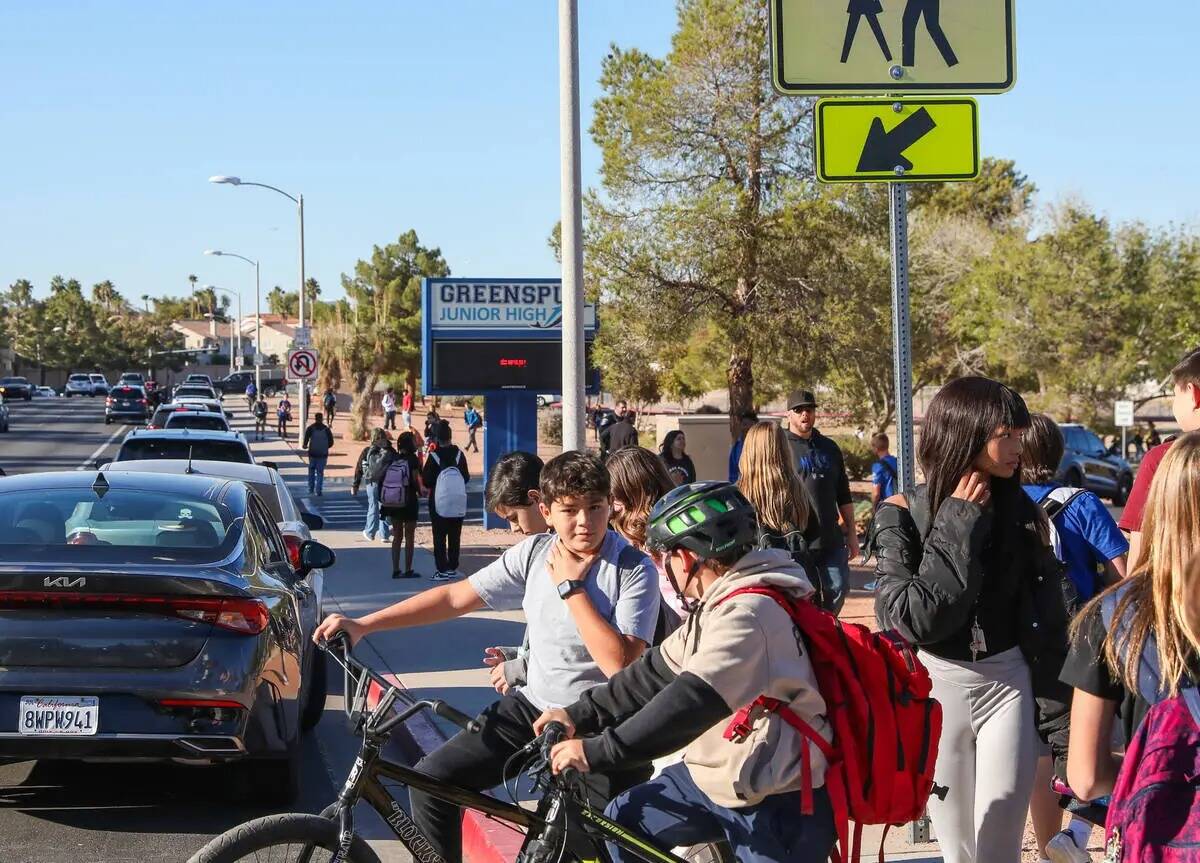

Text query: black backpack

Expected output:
[757,527,823,606]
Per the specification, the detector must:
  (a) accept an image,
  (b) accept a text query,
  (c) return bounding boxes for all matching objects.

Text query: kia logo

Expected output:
[44,576,86,588]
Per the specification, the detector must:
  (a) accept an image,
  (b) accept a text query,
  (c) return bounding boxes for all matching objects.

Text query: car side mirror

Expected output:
[298,540,335,575]
[92,457,112,468]
[300,511,324,531]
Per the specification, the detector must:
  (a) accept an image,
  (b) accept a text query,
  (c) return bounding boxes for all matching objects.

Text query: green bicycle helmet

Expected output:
[646,481,759,561]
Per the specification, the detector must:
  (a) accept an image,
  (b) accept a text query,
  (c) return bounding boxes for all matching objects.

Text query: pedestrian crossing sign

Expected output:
[769,0,1015,95]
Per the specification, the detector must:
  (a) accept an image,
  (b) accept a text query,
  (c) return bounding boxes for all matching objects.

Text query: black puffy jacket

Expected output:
[872,484,1073,765]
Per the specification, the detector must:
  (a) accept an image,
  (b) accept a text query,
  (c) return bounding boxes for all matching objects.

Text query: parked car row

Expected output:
[0,415,330,803]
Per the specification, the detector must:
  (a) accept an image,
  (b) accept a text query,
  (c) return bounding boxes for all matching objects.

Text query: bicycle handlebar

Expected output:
[433,699,483,734]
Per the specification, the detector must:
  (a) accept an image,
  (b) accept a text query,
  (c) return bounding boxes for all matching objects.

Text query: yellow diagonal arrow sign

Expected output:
[814,97,979,183]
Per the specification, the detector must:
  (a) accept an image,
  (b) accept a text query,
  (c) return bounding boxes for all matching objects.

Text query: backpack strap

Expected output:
[1040,487,1088,522]
[522,533,556,575]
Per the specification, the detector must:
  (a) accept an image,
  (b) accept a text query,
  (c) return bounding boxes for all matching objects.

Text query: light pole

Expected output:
[205,250,261,392]
[558,0,586,451]
[210,175,307,432]
[205,285,241,380]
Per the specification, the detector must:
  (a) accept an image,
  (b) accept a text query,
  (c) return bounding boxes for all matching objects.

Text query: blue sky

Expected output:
[1,2,1196,307]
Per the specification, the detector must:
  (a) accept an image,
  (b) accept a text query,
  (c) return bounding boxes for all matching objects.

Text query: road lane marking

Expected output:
[76,425,129,470]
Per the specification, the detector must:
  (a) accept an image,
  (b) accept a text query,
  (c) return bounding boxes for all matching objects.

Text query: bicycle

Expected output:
[189,635,732,863]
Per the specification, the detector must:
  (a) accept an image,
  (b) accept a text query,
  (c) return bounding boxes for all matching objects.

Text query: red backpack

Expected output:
[718,587,944,863]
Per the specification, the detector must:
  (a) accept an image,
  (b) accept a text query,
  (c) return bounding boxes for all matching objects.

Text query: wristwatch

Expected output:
[557,579,586,600]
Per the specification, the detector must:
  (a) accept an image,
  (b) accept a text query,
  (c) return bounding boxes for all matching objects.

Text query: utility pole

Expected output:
[558,0,586,452]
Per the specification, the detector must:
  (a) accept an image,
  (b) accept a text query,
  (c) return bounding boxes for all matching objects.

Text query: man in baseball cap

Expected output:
[784,387,857,614]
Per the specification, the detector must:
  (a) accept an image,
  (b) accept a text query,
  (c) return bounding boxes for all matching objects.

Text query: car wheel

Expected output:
[1112,474,1133,507]
[231,744,301,806]
[300,649,328,733]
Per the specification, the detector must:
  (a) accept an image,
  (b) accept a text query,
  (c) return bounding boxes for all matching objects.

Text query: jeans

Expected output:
[384,410,396,430]
[431,514,463,572]
[605,762,835,863]
[816,545,850,615]
[466,426,479,452]
[409,692,649,863]
[364,484,390,540]
[307,455,328,494]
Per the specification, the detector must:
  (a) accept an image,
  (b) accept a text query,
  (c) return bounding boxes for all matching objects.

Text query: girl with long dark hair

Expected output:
[872,377,1071,863]
[659,431,696,486]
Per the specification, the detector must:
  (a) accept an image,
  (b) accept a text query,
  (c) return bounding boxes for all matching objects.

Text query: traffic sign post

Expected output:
[1115,400,1135,460]
[769,0,1015,95]
[815,98,979,183]
[287,348,318,381]
[890,182,915,494]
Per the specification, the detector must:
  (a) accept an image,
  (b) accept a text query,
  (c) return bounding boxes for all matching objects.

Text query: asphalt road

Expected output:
[0,397,131,476]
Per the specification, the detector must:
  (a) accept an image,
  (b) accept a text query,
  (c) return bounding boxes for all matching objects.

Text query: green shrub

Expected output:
[829,434,876,481]
[539,409,563,447]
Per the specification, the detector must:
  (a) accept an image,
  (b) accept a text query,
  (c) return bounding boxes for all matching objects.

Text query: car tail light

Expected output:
[0,592,270,635]
[158,698,245,710]
[139,399,148,406]
[283,535,304,570]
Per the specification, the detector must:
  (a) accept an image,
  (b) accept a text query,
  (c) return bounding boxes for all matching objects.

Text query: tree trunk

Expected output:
[349,371,379,441]
[727,340,753,440]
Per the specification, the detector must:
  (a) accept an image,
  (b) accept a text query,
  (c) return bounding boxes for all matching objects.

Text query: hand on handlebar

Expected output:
[550,739,590,776]
[314,612,367,647]
[532,708,575,739]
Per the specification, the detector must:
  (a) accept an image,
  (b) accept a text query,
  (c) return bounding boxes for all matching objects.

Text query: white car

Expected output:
[108,428,255,466]
[89,373,110,395]
[64,373,96,397]
[33,386,58,398]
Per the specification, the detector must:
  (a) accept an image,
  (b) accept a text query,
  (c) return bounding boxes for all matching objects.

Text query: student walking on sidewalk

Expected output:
[381,387,397,431]
[872,377,1072,863]
[276,396,292,440]
[381,432,423,579]
[352,429,394,544]
[422,420,469,580]
[464,402,482,453]
[303,412,335,497]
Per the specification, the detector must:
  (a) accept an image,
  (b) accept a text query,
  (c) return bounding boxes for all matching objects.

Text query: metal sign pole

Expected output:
[558,0,586,452]
[889,181,916,494]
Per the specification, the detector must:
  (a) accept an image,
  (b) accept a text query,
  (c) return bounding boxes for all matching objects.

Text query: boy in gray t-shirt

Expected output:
[315,451,660,863]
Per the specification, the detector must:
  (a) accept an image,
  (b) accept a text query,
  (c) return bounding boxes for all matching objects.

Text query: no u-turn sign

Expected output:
[287,348,318,380]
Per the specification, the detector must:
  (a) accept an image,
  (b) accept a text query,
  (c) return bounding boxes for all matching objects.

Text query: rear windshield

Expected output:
[90,375,105,381]
[69,375,90,382]
[149,407,177,426]
[175,387,215,399]
[111,387,143,398]
[116,438,251,464]
[0,487,240,562]
[165,414,229,431]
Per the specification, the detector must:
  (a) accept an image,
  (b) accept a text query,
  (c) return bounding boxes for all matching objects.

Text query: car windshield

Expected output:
[90,375,105,381]
[116,439,251,464]
[166,414,229,431]
[0,487,239,563]
[1,378,27,385]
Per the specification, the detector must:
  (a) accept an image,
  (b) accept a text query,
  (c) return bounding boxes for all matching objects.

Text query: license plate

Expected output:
[18,696,99,736]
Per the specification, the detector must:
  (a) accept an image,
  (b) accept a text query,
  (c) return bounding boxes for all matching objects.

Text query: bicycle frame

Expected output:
[328,733,691,863]
[321,638,692,863]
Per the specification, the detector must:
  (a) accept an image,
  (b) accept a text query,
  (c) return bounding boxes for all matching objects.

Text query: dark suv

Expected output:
[1057,423,1134,505]
[214,371,286,397]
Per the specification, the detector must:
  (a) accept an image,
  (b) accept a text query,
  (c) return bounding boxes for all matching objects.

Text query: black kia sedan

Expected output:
[0,470,335,802]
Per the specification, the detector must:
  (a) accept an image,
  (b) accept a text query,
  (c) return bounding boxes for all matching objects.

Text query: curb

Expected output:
[364,675,521,863]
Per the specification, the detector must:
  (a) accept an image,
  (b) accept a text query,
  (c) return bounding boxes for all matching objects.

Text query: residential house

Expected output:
[239,314,299,365]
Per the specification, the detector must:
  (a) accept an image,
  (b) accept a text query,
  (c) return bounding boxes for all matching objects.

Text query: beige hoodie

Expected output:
[659,547,830,808]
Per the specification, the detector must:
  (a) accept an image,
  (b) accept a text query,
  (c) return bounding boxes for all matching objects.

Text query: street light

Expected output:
[210,174,307,430]
[205,249,261,392]
[204,284,241,379]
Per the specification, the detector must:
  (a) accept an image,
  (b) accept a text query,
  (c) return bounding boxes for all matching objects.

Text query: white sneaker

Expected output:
[361,531,373,542]
[380,534,391,544]
[1046,830,1090,863]
[432,571,454,581]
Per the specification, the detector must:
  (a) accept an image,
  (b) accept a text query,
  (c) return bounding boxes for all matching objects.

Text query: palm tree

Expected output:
[141,294,151,313]
[188,274,198,317]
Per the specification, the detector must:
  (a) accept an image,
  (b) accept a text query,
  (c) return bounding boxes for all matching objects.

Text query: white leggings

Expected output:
[922,647,1039,863]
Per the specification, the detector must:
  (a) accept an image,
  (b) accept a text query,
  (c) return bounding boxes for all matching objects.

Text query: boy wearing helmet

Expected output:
[535,481,836,863]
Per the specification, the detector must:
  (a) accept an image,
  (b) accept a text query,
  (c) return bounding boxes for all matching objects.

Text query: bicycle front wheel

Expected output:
[188,813,382,863]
